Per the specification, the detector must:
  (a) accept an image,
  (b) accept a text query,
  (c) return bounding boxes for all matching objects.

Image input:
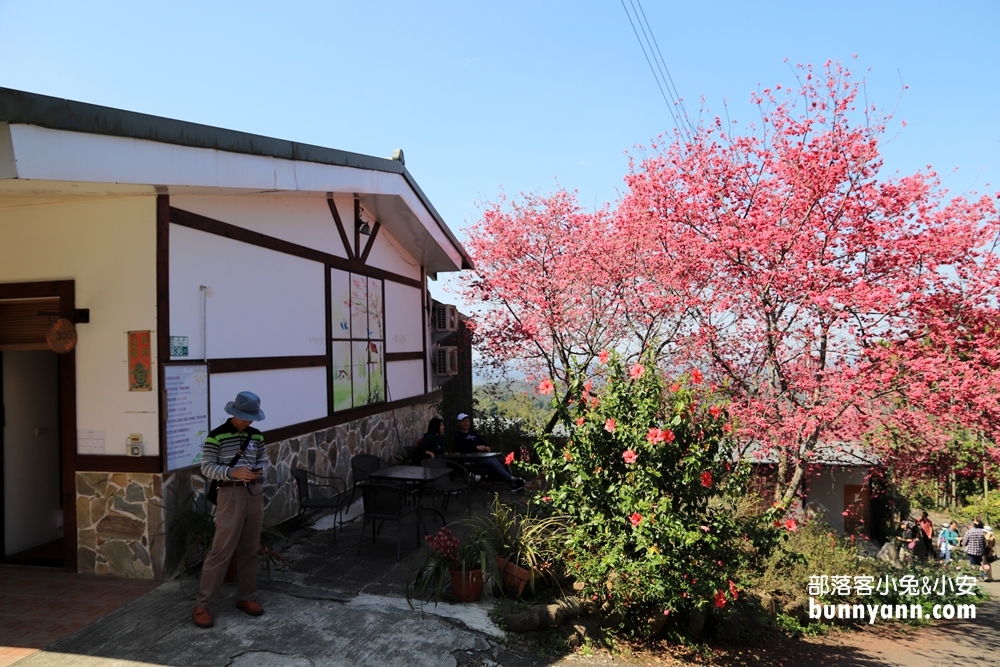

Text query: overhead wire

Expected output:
[619,0,694,143]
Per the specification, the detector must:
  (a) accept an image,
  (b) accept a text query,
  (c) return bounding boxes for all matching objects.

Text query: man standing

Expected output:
[453,412,524,491]
[961,518,987,574]
[192,391,268,628]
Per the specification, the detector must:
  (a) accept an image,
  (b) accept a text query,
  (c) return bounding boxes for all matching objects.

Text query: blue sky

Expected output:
[3,1,998,305]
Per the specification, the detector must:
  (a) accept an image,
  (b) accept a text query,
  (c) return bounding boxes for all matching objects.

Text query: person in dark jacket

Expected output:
[453,413,524,491]
[413,417,447,463]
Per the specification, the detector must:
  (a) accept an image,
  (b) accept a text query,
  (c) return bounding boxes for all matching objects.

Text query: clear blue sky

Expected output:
[3,1,998,304]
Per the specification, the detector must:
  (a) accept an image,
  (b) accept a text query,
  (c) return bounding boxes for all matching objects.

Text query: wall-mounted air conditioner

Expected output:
[434,346,458,376]
[433,304,458,332]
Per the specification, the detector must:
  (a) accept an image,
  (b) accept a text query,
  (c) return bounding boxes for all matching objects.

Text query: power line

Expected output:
[619,0,693,142]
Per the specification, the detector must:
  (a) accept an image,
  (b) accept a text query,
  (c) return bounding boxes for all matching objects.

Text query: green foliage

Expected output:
[532,351,784,637]
[956,493,1000,527]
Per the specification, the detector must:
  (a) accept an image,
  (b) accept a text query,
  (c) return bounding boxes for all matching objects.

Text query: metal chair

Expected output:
[357,481,424,561]
[346,454,387,510]
[290,468,347,540]
[421,458,477,515]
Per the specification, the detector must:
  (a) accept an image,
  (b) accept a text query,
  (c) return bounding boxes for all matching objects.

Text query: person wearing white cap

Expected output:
[454,413,525,491]
[939,520,959,564]
[193,391,268,628]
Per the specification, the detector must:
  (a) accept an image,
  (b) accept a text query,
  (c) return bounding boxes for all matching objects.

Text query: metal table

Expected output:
[369,465,451,523]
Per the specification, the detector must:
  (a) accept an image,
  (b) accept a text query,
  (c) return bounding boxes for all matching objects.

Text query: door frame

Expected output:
[0,280,77,570]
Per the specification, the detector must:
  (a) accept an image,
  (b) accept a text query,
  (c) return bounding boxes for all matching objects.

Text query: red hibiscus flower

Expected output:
[576,417,585,426]
[729,580,739,600]
[709,405,721,419]
[629,512,642,527]
[623,449,638,464]
[505,451,515,465]
[604,418,616,433]
[646,427,664,444]
[629,363,644,380]
[700,471,712,488]
[669,383,681,392]
[714,590,726,608]
[663,428,675,443]
[538,378,554,395]
[691,368,704,384]
[599,350,609,364]
[784,518,798,532]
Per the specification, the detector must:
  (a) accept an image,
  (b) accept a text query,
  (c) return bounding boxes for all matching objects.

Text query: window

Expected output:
[331,270,384,409]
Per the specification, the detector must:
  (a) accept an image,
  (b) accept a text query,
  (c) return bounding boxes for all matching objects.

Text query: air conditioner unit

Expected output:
[433,304,458,332]
[434,346,458,376]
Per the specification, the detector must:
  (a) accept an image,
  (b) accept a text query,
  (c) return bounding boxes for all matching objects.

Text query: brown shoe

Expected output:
[192,607,213,628]
[235,599,264,616]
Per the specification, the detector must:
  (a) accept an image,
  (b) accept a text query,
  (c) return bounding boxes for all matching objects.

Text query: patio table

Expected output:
[369,465,451,523]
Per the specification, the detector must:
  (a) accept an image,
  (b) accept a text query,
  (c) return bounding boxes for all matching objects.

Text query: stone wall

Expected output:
[75,472,164,579]
[147,400,436,578]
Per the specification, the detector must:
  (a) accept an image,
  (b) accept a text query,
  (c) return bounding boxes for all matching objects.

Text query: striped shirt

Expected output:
[201,420,267,481]
[962,527,986,556]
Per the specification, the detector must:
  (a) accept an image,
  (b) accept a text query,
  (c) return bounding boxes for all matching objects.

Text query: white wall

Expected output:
[366,226,422,281]
[808,466,869,533]
[2,350,61,554]
[209,368,327,432]
[387,359,425,401]
[171,194,348,260]
[0,196,159,456]
[169,224,326,360]
[384,282,423,354]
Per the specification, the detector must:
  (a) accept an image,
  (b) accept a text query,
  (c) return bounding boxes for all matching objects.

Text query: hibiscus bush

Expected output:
[534,352,784,637]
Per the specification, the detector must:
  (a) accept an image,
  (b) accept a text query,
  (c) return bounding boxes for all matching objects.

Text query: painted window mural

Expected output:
[331,269,385,409]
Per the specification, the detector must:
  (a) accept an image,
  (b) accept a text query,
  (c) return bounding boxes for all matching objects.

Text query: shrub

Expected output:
[532,352,784,637]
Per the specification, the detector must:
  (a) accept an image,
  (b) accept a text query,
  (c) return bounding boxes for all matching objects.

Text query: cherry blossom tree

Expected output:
[461,190,687,430]
[462,61,1000,503]
[619,61,1000,504]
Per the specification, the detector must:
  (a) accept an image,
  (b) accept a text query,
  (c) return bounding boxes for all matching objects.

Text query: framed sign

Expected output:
[164,364,210,472]
[128,330,152,391]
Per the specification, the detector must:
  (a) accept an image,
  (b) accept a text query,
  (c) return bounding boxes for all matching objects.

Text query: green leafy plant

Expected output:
[532,351,784,637]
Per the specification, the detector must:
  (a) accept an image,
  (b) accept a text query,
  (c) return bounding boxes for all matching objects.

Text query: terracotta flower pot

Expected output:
[500,559,533,597]
[449,568,484,602]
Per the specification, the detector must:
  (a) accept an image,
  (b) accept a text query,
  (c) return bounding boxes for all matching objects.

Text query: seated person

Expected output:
[453,412,524,491]
[413,417,447,464]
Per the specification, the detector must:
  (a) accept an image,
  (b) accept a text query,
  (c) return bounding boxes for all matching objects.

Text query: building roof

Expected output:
[738,441,881,467]
[0,87,472,274]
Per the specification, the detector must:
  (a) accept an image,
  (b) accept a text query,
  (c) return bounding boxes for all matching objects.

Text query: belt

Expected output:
[217,480,261,488]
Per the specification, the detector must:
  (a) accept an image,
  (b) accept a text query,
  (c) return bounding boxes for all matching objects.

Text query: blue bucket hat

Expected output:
[225,391,265,421]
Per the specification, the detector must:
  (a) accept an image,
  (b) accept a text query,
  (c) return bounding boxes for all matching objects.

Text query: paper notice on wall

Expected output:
[164,364,209,472]
[78,430,106,454]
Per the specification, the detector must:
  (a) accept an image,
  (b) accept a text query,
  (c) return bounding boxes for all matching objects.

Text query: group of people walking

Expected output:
[899,510,996,578]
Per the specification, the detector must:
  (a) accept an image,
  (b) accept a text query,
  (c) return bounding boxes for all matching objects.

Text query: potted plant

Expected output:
[407,526,490,605]
[474,499,567,597]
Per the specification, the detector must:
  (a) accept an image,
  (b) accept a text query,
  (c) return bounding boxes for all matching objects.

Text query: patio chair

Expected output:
[357,481,424,561]
[346,453,388,510]
[421,458,479,515]
[291,468,348,540]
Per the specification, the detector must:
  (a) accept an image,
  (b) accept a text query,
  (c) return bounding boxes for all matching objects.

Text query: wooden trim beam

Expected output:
[385,351,424,362]
[208,355,326,374]
[327,196,355,261]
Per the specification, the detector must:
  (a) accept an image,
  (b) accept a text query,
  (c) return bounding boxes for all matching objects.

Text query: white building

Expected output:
[0,87,470,577]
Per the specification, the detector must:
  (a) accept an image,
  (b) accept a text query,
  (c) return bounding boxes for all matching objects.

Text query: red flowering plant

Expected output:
[406,525,491,607]
[533,350,784,637]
